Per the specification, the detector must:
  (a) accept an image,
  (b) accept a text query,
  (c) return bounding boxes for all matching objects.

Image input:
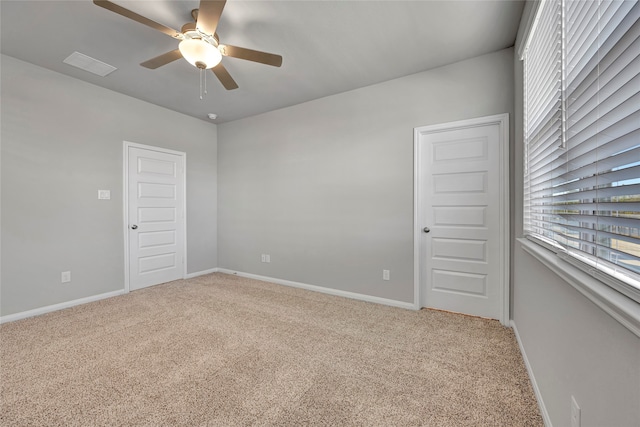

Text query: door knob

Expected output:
[423,227,430,233]
[131,224,138,230]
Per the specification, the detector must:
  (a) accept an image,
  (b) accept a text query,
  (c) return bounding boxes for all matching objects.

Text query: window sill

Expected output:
[518,238,640,339]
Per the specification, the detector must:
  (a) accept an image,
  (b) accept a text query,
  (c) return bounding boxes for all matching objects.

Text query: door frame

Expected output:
[123,141,187,293]
[413,114,509,325]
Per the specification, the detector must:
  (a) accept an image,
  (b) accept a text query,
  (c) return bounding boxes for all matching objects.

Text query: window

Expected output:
[523,0,640,301]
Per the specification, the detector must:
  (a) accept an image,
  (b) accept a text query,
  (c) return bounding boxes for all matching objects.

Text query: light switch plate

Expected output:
[98,190,111,200]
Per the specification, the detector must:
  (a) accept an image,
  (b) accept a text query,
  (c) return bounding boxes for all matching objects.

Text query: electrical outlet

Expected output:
[265,254,270,263]
[571,396,581,427]
[383,270,390,280]
[61,271,71,283]
[97,190,110,200]
[261,254,266,263]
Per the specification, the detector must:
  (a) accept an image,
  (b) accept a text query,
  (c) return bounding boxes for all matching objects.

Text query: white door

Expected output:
[126,143,185,291]
[414,114,508,324]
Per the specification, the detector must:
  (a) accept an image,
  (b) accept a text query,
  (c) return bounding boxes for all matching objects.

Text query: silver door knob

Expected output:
[131,224,138,230]
[423,227,430,233]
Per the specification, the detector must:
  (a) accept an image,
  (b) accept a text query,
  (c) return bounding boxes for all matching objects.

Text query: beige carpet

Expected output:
[1,273,542,426]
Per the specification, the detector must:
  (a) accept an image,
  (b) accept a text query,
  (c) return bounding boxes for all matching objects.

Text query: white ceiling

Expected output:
[1,0,524,123]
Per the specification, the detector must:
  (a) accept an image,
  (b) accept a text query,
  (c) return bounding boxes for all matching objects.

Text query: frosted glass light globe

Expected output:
[179,39,222,69]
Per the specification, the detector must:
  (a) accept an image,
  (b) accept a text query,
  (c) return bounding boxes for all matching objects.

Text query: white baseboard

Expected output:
[185,268,219,279]
[0,289,126,324]
[217,268,416,311]
[0,268,413,323]
[511,320,552,427]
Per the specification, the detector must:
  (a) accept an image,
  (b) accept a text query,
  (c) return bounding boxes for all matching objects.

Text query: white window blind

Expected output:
[524,0,640,300]
[524,0,563,239]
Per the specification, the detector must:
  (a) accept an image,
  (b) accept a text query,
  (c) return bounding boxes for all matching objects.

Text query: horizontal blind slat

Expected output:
[529,140,640,192]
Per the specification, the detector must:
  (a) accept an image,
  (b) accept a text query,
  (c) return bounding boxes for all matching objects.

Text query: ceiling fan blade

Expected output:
[141,49,183,69]
[212,63,239,90]
[196,0,226,37]
[219,45,283,67]
[93,0,181,39]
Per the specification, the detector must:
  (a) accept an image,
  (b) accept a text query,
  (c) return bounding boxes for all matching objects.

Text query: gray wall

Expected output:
[1,55,218,316]
[513,248,640,426]
[511,18,640,427]
[218,48,514,304]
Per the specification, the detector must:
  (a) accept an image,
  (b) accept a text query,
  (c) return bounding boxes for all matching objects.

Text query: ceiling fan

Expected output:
[93,0,283,90]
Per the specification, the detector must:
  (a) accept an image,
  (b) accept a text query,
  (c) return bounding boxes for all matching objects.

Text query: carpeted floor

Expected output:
[0,273,542,426]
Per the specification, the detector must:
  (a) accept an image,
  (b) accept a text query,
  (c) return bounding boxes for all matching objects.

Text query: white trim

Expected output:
[185,268,219,279]
[0,290,125,324]
[519,238,640,338]
[123,141,187,293]
[413,138,422,311]
[511,320,552,427]
[413,113,510,326]
[123,143,130,293]
[217,269,416,311]
[525,235,640,304]
[516,0,544,60]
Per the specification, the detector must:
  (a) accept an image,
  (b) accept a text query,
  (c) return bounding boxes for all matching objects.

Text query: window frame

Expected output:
[518,0,640,336]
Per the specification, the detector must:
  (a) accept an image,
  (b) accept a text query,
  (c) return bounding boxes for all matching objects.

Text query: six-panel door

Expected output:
[417,119,505,320]
[128,146,185,291]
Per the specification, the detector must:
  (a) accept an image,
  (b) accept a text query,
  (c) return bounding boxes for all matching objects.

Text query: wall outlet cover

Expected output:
[61,271,71,283]
[98,190,111,200]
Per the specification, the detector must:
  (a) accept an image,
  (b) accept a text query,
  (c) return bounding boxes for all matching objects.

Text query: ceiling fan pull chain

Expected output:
[199,68,203,100]
[204,70,208,96]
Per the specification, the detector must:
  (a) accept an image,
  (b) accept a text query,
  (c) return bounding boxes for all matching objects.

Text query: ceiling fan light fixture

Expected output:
[179,38,221,69]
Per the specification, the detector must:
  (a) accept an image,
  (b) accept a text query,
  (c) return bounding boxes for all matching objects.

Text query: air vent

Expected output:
[63,52,117,77]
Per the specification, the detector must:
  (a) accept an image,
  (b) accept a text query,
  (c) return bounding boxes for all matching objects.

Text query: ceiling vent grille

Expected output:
[63,52,117,77]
